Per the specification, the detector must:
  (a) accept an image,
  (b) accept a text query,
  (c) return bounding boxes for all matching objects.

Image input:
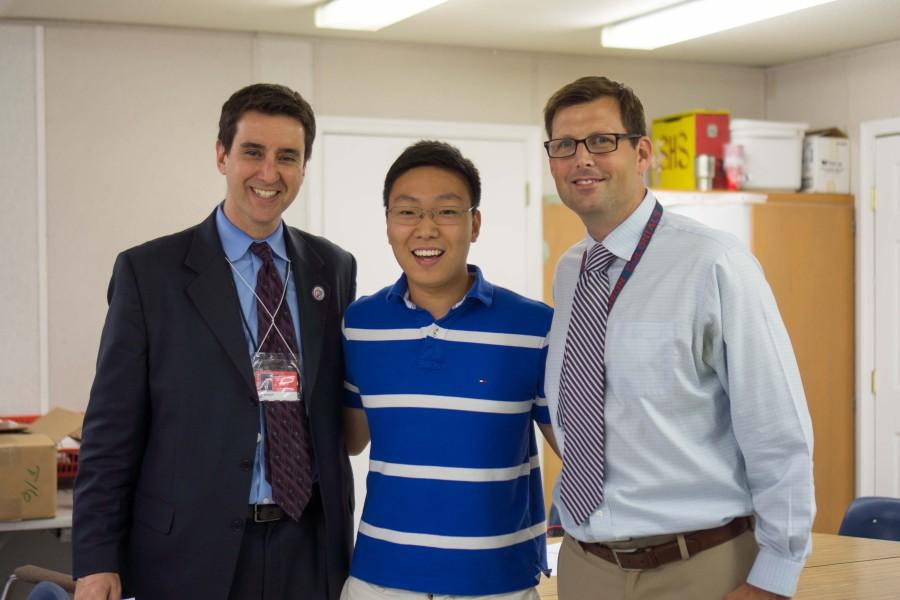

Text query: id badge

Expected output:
[253,352,302,402]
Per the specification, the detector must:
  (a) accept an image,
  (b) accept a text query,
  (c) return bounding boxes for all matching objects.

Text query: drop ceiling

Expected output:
[2,0,900,67]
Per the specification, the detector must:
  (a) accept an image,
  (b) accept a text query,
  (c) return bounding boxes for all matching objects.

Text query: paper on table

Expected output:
[547,540,561,576]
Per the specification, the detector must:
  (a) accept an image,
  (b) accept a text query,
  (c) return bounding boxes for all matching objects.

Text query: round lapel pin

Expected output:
[311,285,326,301]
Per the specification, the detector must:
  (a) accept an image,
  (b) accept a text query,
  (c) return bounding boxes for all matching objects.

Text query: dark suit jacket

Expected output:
[73,209,356,599]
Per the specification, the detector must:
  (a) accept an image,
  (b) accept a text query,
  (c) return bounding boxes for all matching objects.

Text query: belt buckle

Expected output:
[612,546,643,572]
[252,504,279,523]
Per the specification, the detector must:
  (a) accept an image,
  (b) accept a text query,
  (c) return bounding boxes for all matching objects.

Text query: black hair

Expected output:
[383,140,481,208]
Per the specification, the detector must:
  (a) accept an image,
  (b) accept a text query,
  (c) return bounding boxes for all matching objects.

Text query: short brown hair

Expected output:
[543,76,647,142]
[218,83,316,162]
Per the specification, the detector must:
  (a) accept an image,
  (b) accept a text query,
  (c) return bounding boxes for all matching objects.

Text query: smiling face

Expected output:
[548,96,652,240]
[386,166,481,308]
[217,110,306,239]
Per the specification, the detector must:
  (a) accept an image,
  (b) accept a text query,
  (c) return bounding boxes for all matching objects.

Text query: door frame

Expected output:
[304,115,545,301]
[857,117,900,495]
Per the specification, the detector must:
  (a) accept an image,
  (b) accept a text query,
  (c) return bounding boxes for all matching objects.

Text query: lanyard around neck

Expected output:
[227,253,296,360]
[580,200,663,311]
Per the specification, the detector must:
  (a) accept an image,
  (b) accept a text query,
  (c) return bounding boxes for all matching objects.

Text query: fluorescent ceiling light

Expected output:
[315,0,449,31]
[601,0,838,50]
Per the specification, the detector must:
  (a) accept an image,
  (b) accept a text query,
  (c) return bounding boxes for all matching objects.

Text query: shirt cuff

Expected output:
[746,548,806,597]
[533,403,551,424]
[343,384,362,409]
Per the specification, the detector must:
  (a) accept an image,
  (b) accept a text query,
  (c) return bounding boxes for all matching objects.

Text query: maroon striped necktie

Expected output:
[558,243,615,526]
[250,241,313,520]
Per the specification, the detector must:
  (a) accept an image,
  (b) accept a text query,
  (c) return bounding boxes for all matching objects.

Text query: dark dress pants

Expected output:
[228,485,328,600]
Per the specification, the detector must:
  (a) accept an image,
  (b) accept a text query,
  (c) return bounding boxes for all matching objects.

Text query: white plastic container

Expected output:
[730,119,808,191]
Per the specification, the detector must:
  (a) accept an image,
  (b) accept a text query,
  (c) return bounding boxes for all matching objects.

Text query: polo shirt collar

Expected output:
[216,203,289,262]
[387,264,494,309]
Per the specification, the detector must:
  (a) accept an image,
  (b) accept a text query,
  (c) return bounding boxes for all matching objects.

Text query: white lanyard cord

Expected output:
[227,256,298,364]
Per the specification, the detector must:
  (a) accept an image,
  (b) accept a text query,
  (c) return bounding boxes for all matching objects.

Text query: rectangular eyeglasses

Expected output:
[386,206,476,226]
[544,133,642,158]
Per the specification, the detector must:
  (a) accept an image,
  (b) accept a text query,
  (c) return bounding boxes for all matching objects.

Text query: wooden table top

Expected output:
[537,533,900,600]
[805,532,900,566]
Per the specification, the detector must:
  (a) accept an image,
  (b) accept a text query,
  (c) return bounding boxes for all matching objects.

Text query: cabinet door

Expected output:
[752,196,855,534]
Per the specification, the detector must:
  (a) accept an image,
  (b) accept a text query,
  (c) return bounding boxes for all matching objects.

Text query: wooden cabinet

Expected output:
[752,193,855,534]
[541,192,855,534]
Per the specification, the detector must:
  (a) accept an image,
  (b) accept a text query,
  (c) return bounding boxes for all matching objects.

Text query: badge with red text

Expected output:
[253,352,302,402]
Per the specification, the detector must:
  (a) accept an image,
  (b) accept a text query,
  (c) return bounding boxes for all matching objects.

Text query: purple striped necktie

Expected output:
[251,241,313,521]
[558,242,616,526]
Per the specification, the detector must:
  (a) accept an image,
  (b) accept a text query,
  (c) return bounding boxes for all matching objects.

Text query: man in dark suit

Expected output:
[73,83,357,600]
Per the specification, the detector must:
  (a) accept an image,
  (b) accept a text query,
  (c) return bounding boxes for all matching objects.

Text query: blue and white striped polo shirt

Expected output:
[342,265,551,595]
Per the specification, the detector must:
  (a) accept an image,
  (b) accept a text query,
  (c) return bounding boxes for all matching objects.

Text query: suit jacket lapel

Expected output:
[284,226,328,415]
[184,210,255,394]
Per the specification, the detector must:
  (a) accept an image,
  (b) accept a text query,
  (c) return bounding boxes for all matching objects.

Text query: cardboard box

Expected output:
[652,110,730,190]
[0,408,83,521]
[802,128,850,193]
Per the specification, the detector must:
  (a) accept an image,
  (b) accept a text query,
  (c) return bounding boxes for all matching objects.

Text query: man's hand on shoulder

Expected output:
[74,572,121,600]
[725,582,789,600]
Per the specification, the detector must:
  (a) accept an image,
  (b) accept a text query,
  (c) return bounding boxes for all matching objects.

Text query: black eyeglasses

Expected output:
[386,206,476,226]
[543,133,642,158]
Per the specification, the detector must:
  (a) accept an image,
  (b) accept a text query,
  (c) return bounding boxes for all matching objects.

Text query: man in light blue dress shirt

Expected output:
[541,76,814,600]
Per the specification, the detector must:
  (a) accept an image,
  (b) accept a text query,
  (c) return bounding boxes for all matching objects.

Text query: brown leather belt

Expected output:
[248,504,286,523]
[579,516,753,571]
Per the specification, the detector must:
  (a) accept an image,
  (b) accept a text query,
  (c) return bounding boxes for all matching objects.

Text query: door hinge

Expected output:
[871,369,877,395]
[525,182,531,207]
[870,187,877,211]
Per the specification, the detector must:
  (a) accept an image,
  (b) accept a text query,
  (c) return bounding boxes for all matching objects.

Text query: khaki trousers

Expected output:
[557,529,758,600]
[341,576,540,600]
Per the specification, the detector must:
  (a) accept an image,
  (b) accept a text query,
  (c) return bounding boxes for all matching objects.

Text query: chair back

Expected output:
[26,581,71,600]
[838,496,900,541]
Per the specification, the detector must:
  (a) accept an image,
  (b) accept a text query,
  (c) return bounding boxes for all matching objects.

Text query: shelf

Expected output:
[651,189,767,206]
[651,188,853,206]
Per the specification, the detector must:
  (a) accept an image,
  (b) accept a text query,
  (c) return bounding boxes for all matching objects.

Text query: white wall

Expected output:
[764,37,900,191]
[0,24,41,415]
[0,20,767,413]
[314,38,766,197]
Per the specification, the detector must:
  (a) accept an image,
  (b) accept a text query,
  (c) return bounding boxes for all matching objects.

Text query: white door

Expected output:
[874,133,900,496]
[317,134,533,297]
[297,117,543,530]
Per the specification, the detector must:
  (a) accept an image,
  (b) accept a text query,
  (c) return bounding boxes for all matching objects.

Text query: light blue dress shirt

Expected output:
[545,191,815,597]
[215,205,303,505]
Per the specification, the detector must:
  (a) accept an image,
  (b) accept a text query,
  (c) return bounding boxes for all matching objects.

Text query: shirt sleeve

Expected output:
[341,319,363,409]
[705,246,815,597]
[532,341,551,425]
[73,252,151,578]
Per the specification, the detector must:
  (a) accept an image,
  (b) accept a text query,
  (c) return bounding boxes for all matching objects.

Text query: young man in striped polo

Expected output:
[340,140,559,600]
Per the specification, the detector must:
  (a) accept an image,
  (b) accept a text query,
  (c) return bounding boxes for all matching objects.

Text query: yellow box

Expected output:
[652,110,730,190]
